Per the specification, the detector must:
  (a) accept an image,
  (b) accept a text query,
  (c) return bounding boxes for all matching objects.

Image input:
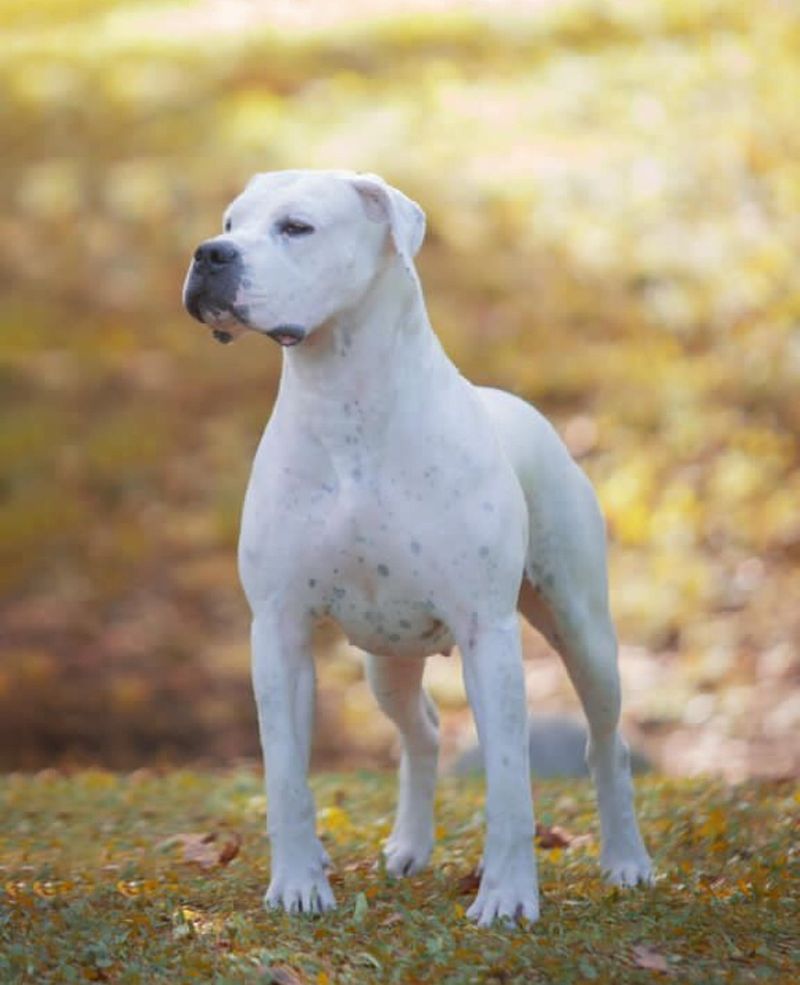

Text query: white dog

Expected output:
[183,169,652,926]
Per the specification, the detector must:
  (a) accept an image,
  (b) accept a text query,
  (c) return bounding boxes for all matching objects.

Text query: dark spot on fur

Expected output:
[377,564,390,577]
[308,578,316,587]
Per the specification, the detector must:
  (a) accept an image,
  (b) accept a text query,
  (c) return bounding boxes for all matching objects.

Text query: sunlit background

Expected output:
[2,0,799,779]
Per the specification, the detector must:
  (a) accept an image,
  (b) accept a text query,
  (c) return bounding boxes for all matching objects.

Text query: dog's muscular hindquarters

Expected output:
[183,170,653,925]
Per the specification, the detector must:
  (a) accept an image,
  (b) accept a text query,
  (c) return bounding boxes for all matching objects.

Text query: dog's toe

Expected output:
[466,889,540,928]
[602,854,654,887]
[264,870,336,915]
[383,838,432,877]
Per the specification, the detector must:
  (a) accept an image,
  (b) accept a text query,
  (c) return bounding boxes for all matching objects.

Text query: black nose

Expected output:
[193,240,240,268]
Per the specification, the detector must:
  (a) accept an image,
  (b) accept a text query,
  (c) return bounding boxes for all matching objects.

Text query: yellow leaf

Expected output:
[318,805,352,836]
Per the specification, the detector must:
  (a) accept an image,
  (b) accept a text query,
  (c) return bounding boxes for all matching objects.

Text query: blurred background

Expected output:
[1,0,799,780]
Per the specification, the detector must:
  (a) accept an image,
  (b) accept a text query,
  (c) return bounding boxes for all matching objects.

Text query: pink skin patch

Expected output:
[272,331,303,347]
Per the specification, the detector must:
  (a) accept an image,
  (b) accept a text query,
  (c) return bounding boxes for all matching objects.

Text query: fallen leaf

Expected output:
[536,823,574,849]
[179,832,219,868]
[456,868,481,895]
[632,944,670,973]
[217,831,242,865]
[158,830,241,869]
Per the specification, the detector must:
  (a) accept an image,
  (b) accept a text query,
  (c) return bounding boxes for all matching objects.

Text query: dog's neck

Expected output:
[276,258,452,441]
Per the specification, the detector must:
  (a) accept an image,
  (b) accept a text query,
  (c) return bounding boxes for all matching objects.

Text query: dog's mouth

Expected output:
[194,302,251,344]
[265,324,306,347]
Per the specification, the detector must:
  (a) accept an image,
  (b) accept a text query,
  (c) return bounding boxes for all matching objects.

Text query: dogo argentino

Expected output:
[183,169,653,925]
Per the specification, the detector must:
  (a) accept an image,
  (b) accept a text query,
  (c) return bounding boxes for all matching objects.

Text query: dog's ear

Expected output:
[349,174,426,275]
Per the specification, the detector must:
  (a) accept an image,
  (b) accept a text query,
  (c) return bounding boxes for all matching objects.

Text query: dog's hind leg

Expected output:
[365,654,439,876]
[519,480,653,886]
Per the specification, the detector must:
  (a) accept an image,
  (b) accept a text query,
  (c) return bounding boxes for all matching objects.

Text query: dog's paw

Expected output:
[465,843,540,927]
[383,832,433,877]
[601,852,654,887]
[264,867,336,915]
[466,885,540,928]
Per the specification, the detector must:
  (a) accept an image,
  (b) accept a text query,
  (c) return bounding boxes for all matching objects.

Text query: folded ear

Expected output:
[348,173,426,275]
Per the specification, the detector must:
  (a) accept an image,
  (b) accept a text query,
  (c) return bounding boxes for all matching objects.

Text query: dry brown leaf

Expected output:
[159,830,241,869]
[536,823,574,849]
[456,868,482,895]
[178,832,219,868]
[216,831,242,865]
[632,944,670,973]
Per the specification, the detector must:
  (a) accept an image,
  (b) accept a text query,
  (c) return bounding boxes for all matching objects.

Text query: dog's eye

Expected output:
[278,219,315,238]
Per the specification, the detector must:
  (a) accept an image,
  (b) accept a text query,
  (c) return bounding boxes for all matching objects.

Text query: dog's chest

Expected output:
[311,481,457,657]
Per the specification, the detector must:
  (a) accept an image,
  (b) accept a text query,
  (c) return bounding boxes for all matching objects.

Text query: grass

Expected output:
[1,770,798,983]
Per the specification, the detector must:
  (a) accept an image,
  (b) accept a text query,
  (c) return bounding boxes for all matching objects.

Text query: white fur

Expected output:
[198,169,652,925]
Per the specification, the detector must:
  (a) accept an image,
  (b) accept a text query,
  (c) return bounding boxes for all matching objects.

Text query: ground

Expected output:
[1,770,797,983]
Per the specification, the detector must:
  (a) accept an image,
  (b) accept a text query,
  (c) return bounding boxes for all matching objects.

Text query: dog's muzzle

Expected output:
[183,238,245,337]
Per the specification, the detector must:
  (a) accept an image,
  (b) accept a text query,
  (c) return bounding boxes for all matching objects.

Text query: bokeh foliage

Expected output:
[1,0,799,769]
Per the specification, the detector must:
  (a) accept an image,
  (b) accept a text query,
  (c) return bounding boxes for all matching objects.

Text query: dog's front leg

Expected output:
[251,603,335,914]
[459,613,539,926]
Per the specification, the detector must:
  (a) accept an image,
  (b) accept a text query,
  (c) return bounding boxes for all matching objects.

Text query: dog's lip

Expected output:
[266,324,306,347]
[204,309,248,344]
[186,299,251,343]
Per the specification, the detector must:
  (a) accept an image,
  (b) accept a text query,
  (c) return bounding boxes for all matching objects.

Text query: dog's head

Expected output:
[183,169,425,346]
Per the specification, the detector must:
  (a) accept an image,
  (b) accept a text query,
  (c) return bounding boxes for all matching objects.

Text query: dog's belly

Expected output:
[326,582,454,658]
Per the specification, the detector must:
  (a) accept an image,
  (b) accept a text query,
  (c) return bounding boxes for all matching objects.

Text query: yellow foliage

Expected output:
[1,0,799,766]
